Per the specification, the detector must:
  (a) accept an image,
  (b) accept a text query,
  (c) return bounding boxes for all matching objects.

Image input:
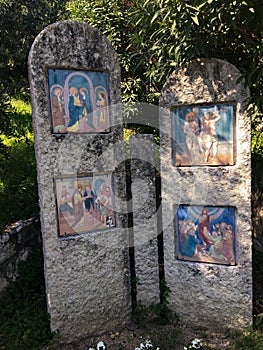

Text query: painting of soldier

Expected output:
[55,173,115,237]
[172,103,235,166]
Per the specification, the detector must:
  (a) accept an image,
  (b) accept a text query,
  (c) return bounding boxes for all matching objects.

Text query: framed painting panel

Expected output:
[176,205,236,265]
[55,173,115,237]
[172,103,235,166]
[48,68,110,133]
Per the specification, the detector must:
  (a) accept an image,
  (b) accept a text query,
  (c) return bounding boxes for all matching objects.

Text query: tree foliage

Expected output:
[63,0,263,108]
[0,0,65,98]
[0,100,38,228]
[0,0,66,226]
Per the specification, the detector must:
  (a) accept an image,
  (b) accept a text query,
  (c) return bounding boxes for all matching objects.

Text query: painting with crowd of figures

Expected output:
[172,103,235,166]
[48,68,110,133]
[55,173,115,236]
[176,205,235,265]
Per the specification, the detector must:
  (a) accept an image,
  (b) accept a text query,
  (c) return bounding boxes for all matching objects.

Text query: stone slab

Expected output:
[28,20,131,340]
[159,58,252,330]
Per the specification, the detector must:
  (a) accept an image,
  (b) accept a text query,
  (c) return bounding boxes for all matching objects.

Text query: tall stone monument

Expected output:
[159,58,252,330]
[28,21,131,341]
[130,134,160,306]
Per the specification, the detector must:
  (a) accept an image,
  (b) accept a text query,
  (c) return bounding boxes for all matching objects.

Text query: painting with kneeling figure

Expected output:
[176,205,236,265]
[55,173,115,237]
[172,103,235,166]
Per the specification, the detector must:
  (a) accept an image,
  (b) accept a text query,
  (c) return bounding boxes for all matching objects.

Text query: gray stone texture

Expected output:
[130,135,160,306]
[0,217,40,293]
[159,58,252,330]
[28,21,131,340]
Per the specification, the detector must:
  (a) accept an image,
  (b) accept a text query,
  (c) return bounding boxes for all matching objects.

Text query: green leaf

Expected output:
[171,20,177,35]
[192,16,199,25]
[151,10,161,24]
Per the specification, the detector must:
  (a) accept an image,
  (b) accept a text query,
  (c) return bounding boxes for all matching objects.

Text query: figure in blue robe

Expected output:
[79,89,95,130]
[180,231,197,257]
[68,89,81,127]
[83,187,95,213]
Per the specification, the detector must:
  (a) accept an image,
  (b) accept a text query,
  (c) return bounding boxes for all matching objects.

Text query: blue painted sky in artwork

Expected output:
[177,205,235,232]
[173,103,234,143]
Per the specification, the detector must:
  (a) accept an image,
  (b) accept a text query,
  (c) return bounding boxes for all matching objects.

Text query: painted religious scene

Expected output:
[172,103,235,166]
[48,69,110,133]
[55,173,115,237]
[177,206,236,265]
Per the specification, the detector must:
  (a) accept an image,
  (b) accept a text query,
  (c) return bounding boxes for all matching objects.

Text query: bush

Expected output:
[0,247,52,349]
[0,99,38,228]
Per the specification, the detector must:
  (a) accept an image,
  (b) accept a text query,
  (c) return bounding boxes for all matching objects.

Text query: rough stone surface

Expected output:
[130,135,160,306]
[0,217,40,294]
[159,58,252,330]
[28,21,131,341]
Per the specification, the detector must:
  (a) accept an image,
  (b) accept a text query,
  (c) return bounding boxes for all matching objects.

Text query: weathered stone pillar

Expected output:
[28,20,131,341]
[159,58,252,330]
[130,134,160,306]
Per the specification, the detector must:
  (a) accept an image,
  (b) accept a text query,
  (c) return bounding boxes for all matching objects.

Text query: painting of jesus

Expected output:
[55,173,115,237]
[176,205,236,265]
[172,103,235,166]
[48,68,110,133]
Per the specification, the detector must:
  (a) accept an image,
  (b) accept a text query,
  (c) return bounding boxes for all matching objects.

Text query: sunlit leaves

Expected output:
[63,0,263,154]
[0,99,37,227]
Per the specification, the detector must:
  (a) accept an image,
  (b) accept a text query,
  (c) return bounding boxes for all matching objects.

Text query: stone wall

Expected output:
[0,217,40,293]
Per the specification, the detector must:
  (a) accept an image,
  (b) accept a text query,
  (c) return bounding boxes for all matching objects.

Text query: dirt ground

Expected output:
[42,321,232,350]
[41,248,263,350]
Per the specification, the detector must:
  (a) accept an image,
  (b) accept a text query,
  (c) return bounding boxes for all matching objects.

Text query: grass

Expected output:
[0,247,52,350]
[229,329,263,350]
